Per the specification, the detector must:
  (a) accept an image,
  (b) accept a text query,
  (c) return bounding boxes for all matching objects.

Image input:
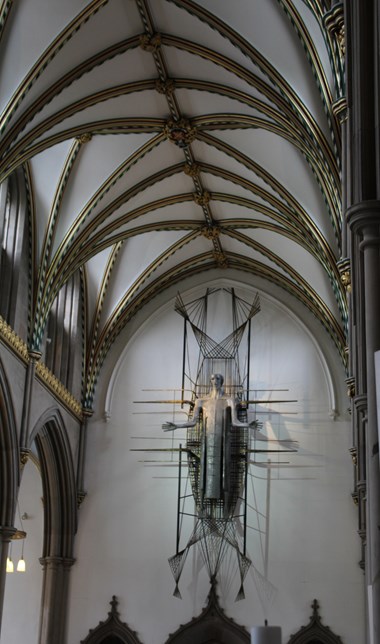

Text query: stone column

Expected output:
[20,350,41,449]
[76,410,91,507]
[0,526,16,637]
[347,202,380,644]
[38,556,75,644]
[352,393,368,571]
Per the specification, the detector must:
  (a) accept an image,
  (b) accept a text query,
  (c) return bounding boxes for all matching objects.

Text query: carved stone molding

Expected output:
[139,33,161,52]
[193,191,210,206]
[165,580,250,643]
[323,4,345,57]
[35,360,82,418]
[20,448,30,467]
[155,79,175,95]
[332,97,347,124]
[201,225,220,240]
[76,133,92,144]
[213,251,228,268]
[345,376,355,398]
[164,118,197,148]
[349,446,357,466]
[80,596,142,644]
[0,316,82,418]
[0,315,28,362]
[337,257,351,292]
[184,163,200,177]
[77,491,87,507]
[287,599,343,644]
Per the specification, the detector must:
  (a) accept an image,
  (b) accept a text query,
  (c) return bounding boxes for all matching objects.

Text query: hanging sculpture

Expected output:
[164,288,299,601]
[135,288,296,600]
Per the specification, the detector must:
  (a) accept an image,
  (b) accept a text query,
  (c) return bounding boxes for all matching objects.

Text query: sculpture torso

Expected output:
[200,395,230,500]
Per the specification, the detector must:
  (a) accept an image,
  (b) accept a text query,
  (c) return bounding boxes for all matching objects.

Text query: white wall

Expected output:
[63,283,363,643]
[2,457,44,644]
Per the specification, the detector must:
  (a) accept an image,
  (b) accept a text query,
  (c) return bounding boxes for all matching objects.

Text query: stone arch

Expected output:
[29,407,78,644]
[29,407,77,558]
[42,269,84,399]
[287,599,343,644]
[80,596,143,644]
[0,358,18,527]
[0,358,19,636]
[165,581,250,643]
[0,168,30,340]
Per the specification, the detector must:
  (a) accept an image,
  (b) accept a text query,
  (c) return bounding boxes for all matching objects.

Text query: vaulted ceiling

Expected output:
[0,0,346,408]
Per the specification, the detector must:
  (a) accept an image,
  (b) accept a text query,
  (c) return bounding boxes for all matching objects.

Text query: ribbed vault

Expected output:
[0,0,346,409]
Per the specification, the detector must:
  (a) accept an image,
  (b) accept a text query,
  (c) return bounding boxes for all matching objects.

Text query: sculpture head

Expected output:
[210,373,224,394]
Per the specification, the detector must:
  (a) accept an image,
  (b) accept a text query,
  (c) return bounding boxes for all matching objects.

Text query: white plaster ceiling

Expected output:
[0,0,346,405]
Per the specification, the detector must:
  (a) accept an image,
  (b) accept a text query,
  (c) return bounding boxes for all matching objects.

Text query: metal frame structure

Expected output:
[135,288,297,600]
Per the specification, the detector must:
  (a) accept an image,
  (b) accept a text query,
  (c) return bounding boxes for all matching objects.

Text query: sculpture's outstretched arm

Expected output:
[162,420,197,431]
[162,400,201,431]
[229,399,258,428]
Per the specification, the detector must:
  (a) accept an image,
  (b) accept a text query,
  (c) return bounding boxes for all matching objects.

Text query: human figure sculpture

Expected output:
[163,373,254,501]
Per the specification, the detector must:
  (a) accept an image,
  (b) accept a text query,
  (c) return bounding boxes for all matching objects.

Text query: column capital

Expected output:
[353,394,368,413]
[346,200,380,235]
[0,526,17,542]
[28,349,42,363]
[345,375,356,398]
[39,556,76,571]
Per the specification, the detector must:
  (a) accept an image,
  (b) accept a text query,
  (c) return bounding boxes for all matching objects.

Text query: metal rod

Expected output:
[181,319,187,408]
[176,444,182,554]
[246,318,251,408]
[264,459,271,579]
[243,451,249,556]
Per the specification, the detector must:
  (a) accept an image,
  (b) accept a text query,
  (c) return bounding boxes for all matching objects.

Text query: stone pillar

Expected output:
[347,202,380,644]
[352,393,368,571]
[76,410,91,507]
[38,556,75,644]
[20,350,41,449]
[0,526,16,638]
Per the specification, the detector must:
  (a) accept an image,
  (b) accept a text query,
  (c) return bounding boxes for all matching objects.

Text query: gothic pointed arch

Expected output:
[165,580,250,643]
[42,269,84,400]
[0,357,18,527]
[30,407,77,558]
[28,407,78,643]
[0,357,19,636]
[80,596,143,644]
[0,167,30,341]
[287,599,343,644]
